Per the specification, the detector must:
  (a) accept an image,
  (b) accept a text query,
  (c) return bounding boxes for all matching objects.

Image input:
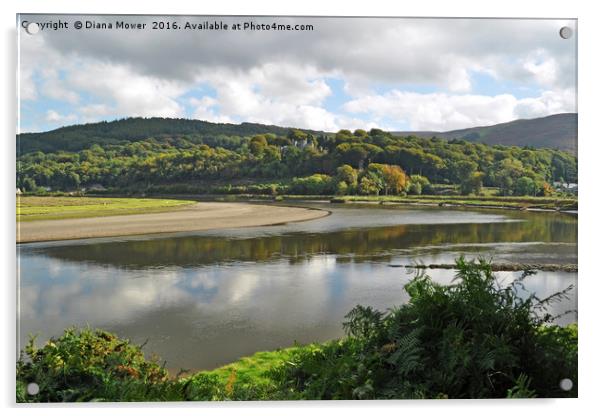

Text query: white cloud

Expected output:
[344,88,576,131]
[514,89,576,119]
[190,96,234,124]
[18,16,577,132]
[45,109,77,124]
[40,70,80,104]
[80,103,112,119]
[192,64,342,130]
[519,49,560,87]
[68,62,187,118]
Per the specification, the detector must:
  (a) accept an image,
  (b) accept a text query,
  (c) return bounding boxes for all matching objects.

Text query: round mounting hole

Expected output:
[27,382,40,395]
[25,22,40,35]
[559,26,573,40]
[559,378,573,391]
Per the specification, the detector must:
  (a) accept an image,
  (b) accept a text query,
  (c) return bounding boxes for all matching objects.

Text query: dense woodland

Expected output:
[17,118,577,197]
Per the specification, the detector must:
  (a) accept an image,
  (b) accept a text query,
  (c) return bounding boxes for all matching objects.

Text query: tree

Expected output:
[381,165,408,195]
[515,176,537,196]
[367,164,408,195]
[20,177,37,192]
[287,129,308,142]
[335,181,349,195]
[540,182,554,197]
[409,175,430,195]
[249,135,268,156]
[353,129,368,138]
[335,164,358,188]
[460,171,484,195]
[358,174,382,196]
[452,160,478,183]
[336,144,368,169]
[16,119,577,196]
[290,174,333,195]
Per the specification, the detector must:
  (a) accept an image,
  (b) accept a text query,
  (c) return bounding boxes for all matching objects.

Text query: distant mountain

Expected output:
[17,117,325,155]
[392,113,577,153]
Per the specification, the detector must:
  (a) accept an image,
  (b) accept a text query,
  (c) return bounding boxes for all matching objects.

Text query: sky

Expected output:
[18,15,577,133]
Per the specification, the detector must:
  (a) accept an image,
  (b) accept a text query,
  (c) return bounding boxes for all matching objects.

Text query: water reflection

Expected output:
[23,204,576,269]
[18,204,577,371]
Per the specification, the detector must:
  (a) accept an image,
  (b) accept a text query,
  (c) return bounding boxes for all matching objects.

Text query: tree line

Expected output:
[17,125,577,197]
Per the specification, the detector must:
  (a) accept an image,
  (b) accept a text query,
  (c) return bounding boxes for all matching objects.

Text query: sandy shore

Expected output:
[17,202,329,243]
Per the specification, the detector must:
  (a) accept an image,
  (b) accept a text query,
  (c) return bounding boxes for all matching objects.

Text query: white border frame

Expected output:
[3,1,600,415]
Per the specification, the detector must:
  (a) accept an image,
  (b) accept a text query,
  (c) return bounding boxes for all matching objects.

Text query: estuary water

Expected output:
[17,203,577,371]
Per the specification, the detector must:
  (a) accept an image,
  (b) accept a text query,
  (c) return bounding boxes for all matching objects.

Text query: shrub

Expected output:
[273,258,577,399]
[17,328,178,402]
[290,174,334,195]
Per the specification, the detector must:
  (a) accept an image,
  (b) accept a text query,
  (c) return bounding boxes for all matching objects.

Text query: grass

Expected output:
[17,196,196,222]
[205,192,577,211]
[193,347,304,394]
[332,194,578,210]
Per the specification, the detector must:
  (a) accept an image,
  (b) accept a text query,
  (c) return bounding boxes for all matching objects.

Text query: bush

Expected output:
[272,258,577,399]
[17,328,177,402]
[290,174,334,195]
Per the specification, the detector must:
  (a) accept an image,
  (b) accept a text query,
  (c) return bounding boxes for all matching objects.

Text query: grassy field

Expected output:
[17,196,196,222]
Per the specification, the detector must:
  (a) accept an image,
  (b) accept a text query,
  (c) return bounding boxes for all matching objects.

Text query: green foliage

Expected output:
[17,328,175,402]
[290,174,334,195]
[366,163,409,195]
[18,117,321,154]
[272,258,577,399]
[16,327,297,402]
[335,181,349,195]
[17,196,195,221]
[335,164,358,187]
[17,120,576,196]
[460,171,485,195]
[515,176,538,196]
[408,174,431,195]
[358,174,382,196]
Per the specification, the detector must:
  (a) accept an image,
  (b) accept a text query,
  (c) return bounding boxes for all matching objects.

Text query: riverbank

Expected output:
[96,192,576,214]
[396,263,578,272]
[329,194,577,212]
[17,202,329,243]
[17,196,197,221]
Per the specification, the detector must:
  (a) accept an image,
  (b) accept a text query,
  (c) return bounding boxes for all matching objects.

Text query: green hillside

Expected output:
[16,119,577,198]
[17,117,324,155]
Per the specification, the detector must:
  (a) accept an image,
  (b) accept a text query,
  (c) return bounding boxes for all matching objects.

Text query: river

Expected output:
[17,202,577,371]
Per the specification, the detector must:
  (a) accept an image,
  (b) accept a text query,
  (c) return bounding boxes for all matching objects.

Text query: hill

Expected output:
[393,113,577,153]
[17,120,577,198]
[18,113,577,155]
[17,117,324,155]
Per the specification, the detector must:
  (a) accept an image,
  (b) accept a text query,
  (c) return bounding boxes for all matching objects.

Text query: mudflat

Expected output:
[17,202,329,243]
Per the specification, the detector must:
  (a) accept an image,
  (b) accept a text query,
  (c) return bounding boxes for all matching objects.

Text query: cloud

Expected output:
[45,109,77,124]
[343,88,576,131]
[30,16,575,92]
[190,96,234,124]
[18,15,577,132]
[513,89,576,119]
[191,64,342,130]
[68,62,187,118]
